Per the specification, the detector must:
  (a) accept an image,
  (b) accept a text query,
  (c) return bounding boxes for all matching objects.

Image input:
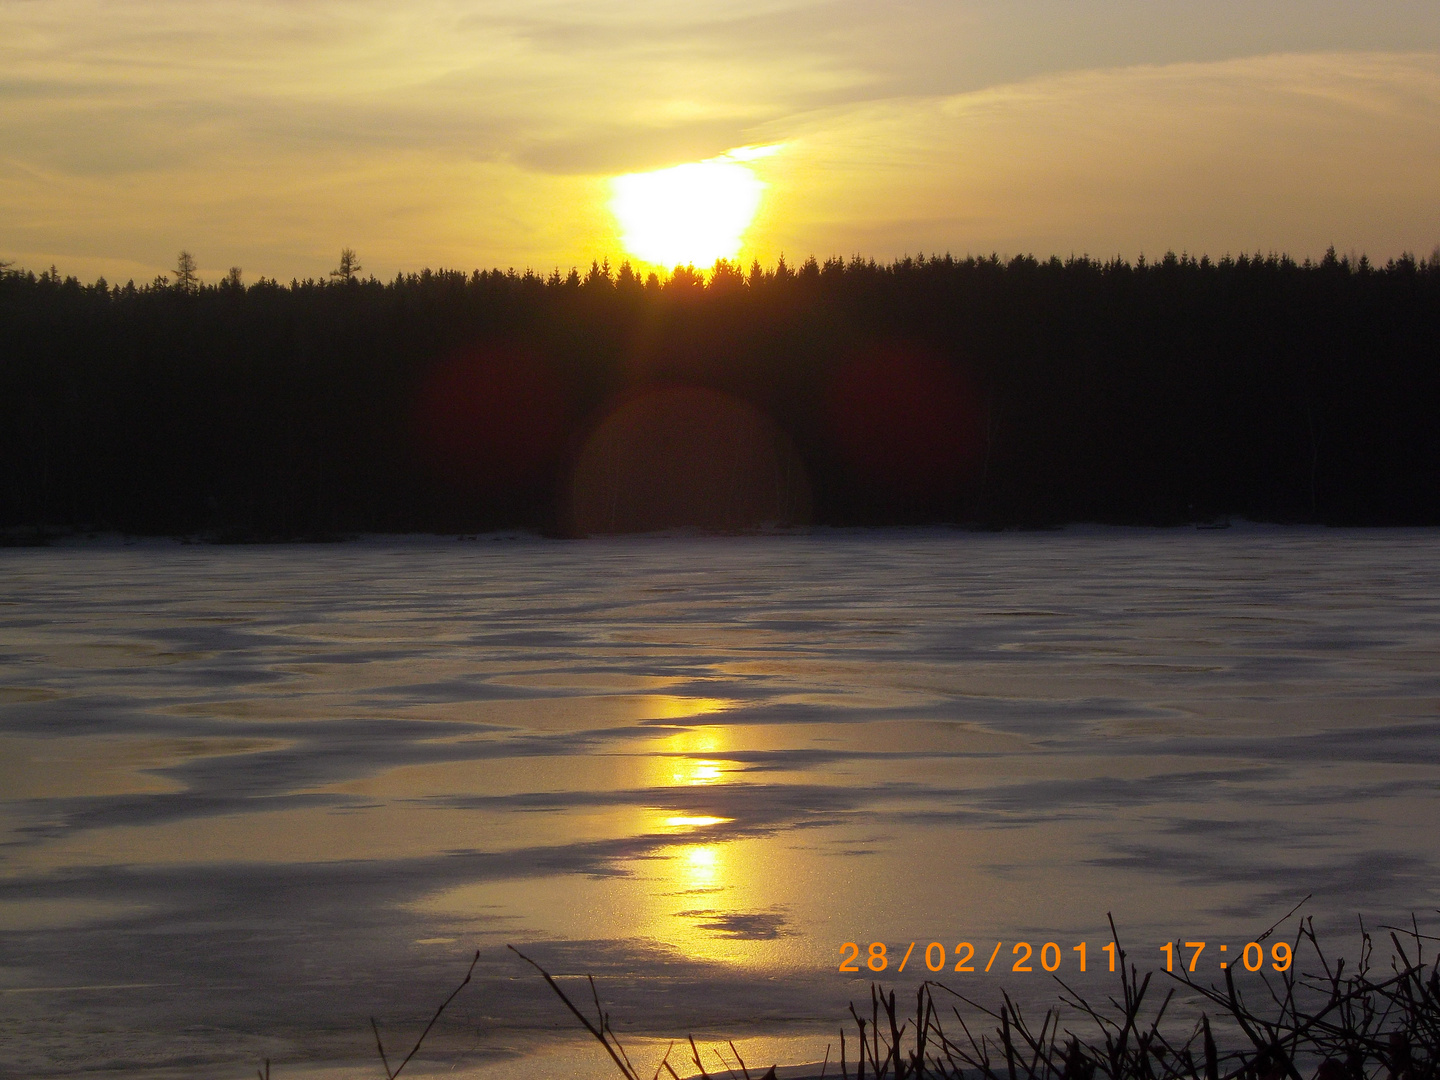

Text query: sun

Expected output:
[609,146,778,269]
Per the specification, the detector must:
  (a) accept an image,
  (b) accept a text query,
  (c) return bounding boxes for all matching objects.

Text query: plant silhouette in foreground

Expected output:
[512,914,1439,1080]
[368,949,479,1080]
[252,913,1439,1079]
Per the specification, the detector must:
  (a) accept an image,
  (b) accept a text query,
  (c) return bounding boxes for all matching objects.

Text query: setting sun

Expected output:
[609,147,777,269]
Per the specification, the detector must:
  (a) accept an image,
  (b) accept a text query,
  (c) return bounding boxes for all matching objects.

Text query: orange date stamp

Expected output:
[838,940,1295,974]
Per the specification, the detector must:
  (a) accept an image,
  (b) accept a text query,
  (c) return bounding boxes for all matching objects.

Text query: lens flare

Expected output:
[609,147,777,268]
[566,385,811,534]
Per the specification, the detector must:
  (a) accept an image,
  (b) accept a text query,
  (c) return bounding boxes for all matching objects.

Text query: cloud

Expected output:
[760,51,1440,263]
[3,1,1439,278]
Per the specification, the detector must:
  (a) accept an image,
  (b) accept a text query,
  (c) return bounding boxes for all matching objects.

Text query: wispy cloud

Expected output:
[2,2,1438,277]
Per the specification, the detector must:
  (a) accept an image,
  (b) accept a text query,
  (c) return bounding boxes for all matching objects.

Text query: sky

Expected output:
[2,0,1439,283]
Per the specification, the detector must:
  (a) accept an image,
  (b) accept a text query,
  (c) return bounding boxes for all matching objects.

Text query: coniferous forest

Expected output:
[2,249,1439,538]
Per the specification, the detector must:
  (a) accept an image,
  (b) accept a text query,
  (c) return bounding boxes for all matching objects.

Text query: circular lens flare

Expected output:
[610,148,776,268]
[565,385,811,534]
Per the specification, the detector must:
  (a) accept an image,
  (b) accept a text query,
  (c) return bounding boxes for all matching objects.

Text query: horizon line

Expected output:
[8,243,1440,291]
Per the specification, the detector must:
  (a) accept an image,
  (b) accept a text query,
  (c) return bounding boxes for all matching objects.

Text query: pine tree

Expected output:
[174,250,199,292]
[331,248,361,282]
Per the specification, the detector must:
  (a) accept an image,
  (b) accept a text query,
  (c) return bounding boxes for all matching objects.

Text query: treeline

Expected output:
[2,249,1439,537]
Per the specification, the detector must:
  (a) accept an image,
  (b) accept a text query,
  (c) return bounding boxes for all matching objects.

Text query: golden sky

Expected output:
[2,1,1438,282]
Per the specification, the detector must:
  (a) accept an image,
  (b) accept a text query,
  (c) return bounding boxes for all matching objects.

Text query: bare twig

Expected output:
[509,945,639,1080]
[371,949,479,1080]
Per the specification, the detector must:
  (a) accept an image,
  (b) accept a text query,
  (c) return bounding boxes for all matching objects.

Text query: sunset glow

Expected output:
[1,5,1437,289]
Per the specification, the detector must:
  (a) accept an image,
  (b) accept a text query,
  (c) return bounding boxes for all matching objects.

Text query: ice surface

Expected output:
[1,528,1438,1077]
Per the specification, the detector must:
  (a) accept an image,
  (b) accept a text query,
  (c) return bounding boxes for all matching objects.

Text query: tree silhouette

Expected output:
[174,250,199,293]
[331,248,361,282]
[0,250,1437,536]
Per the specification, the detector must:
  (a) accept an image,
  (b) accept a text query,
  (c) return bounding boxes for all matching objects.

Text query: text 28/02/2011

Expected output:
[838,940,1295,974]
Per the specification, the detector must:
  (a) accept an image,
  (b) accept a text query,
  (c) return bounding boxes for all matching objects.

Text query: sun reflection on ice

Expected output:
[669,759,724,785]
[632,721,806,967]
[648,723,734,788]
[682,843,721,886]
[664,815,730,827]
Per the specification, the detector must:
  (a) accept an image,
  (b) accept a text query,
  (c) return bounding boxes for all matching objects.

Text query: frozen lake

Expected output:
[2,528,1439,1078]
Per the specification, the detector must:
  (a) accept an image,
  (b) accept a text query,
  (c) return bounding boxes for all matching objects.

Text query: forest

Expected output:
[2,248,1439,538]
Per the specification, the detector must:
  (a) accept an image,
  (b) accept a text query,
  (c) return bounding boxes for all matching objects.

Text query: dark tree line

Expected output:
[2,248,1439,538]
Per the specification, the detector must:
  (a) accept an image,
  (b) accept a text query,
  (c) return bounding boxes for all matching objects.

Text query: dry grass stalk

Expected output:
[515,913,1438,1080]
